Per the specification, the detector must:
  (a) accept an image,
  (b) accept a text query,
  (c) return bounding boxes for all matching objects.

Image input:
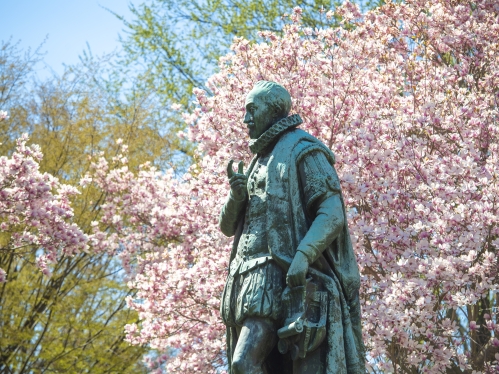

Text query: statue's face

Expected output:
[244,90,276,139]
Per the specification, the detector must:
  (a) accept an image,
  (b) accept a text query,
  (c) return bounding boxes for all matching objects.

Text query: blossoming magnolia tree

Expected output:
[0,133,88,282]
[85,0,499,372]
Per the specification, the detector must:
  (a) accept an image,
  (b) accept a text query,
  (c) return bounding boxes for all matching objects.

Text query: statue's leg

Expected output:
[231,317,277,374]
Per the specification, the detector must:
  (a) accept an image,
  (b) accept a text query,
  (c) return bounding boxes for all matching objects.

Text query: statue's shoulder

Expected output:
[276,129,336,165]
[275,128,316,151]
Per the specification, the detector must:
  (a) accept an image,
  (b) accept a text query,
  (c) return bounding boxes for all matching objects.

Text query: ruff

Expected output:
[248,114,303,155]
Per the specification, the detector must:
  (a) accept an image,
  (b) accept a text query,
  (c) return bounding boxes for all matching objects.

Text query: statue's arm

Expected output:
[296,150,344,263]
[287,149,343,286]
[296,194,344,263]
[219,193,246,237]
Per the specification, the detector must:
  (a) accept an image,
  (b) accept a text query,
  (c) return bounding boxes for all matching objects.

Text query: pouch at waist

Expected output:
[239,255,273,275]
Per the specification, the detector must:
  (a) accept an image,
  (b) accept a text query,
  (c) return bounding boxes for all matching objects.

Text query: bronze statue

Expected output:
[220,81,365,374]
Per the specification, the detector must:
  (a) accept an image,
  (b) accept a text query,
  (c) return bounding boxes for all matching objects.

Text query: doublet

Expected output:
[231,154,285,325]
[238,153,271,262]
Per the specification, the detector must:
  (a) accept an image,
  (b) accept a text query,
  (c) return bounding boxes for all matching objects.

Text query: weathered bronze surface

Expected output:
[219,81,365,374]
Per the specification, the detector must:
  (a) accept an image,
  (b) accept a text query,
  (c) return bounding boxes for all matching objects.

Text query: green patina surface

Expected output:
[220,81,365,374]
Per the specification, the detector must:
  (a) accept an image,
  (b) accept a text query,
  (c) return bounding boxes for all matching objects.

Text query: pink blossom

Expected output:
[0,110,8,121]
[0,268,6,283]
[82,0,499,371]
[1,135,88,277]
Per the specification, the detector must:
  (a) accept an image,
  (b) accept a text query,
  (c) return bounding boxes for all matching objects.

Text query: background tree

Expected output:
[115,0,384,106]
[95,0,499,372]
[1,0,364,368]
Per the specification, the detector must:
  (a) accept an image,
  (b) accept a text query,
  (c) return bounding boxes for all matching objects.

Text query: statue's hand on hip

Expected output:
[286,251,310,287]
[227,160,247,201]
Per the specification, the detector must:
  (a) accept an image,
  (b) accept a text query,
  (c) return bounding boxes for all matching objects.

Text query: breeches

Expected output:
[222,260,285,327]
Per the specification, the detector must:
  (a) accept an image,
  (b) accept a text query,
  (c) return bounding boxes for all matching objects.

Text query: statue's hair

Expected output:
[252,81,292,119]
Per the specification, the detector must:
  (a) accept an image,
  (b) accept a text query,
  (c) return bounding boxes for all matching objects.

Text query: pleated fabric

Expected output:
[232,261,285,326]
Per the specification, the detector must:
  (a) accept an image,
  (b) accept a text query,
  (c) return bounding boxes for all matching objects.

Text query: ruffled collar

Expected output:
[248,114,303,155]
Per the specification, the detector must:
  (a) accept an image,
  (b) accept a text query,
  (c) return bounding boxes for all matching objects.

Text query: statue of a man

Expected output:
[220,81,365,374]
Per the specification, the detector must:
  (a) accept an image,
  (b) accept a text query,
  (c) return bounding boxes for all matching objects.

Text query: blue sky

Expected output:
[1,0,136,78]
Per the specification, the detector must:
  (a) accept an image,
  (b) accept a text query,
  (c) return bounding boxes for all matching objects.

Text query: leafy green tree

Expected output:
[0,40,188,373]
[0,40,43,152]
[0,253,146,373]
[115,0,382,107]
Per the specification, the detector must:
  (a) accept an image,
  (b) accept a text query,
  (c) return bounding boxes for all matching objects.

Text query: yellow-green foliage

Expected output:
[0,40,187,372]
[117,0,381,109]
[0,254,146,373]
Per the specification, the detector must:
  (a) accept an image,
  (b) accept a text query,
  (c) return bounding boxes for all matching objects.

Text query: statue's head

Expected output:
[244,81,292,139]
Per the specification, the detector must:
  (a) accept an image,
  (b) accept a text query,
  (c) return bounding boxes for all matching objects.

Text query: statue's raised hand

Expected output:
[227,160,247,201]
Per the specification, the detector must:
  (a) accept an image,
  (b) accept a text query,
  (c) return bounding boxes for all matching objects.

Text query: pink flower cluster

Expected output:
[86,0,499,371]
[85,147,229,372]
[0,110,8,121]
[0,134,88,280]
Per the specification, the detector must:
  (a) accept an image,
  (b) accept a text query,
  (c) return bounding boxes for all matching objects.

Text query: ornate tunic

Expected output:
[232,153,284,325]
[238,154,270,262]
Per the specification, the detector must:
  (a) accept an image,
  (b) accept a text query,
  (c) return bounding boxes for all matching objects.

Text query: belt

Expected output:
[239,255,273,275]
